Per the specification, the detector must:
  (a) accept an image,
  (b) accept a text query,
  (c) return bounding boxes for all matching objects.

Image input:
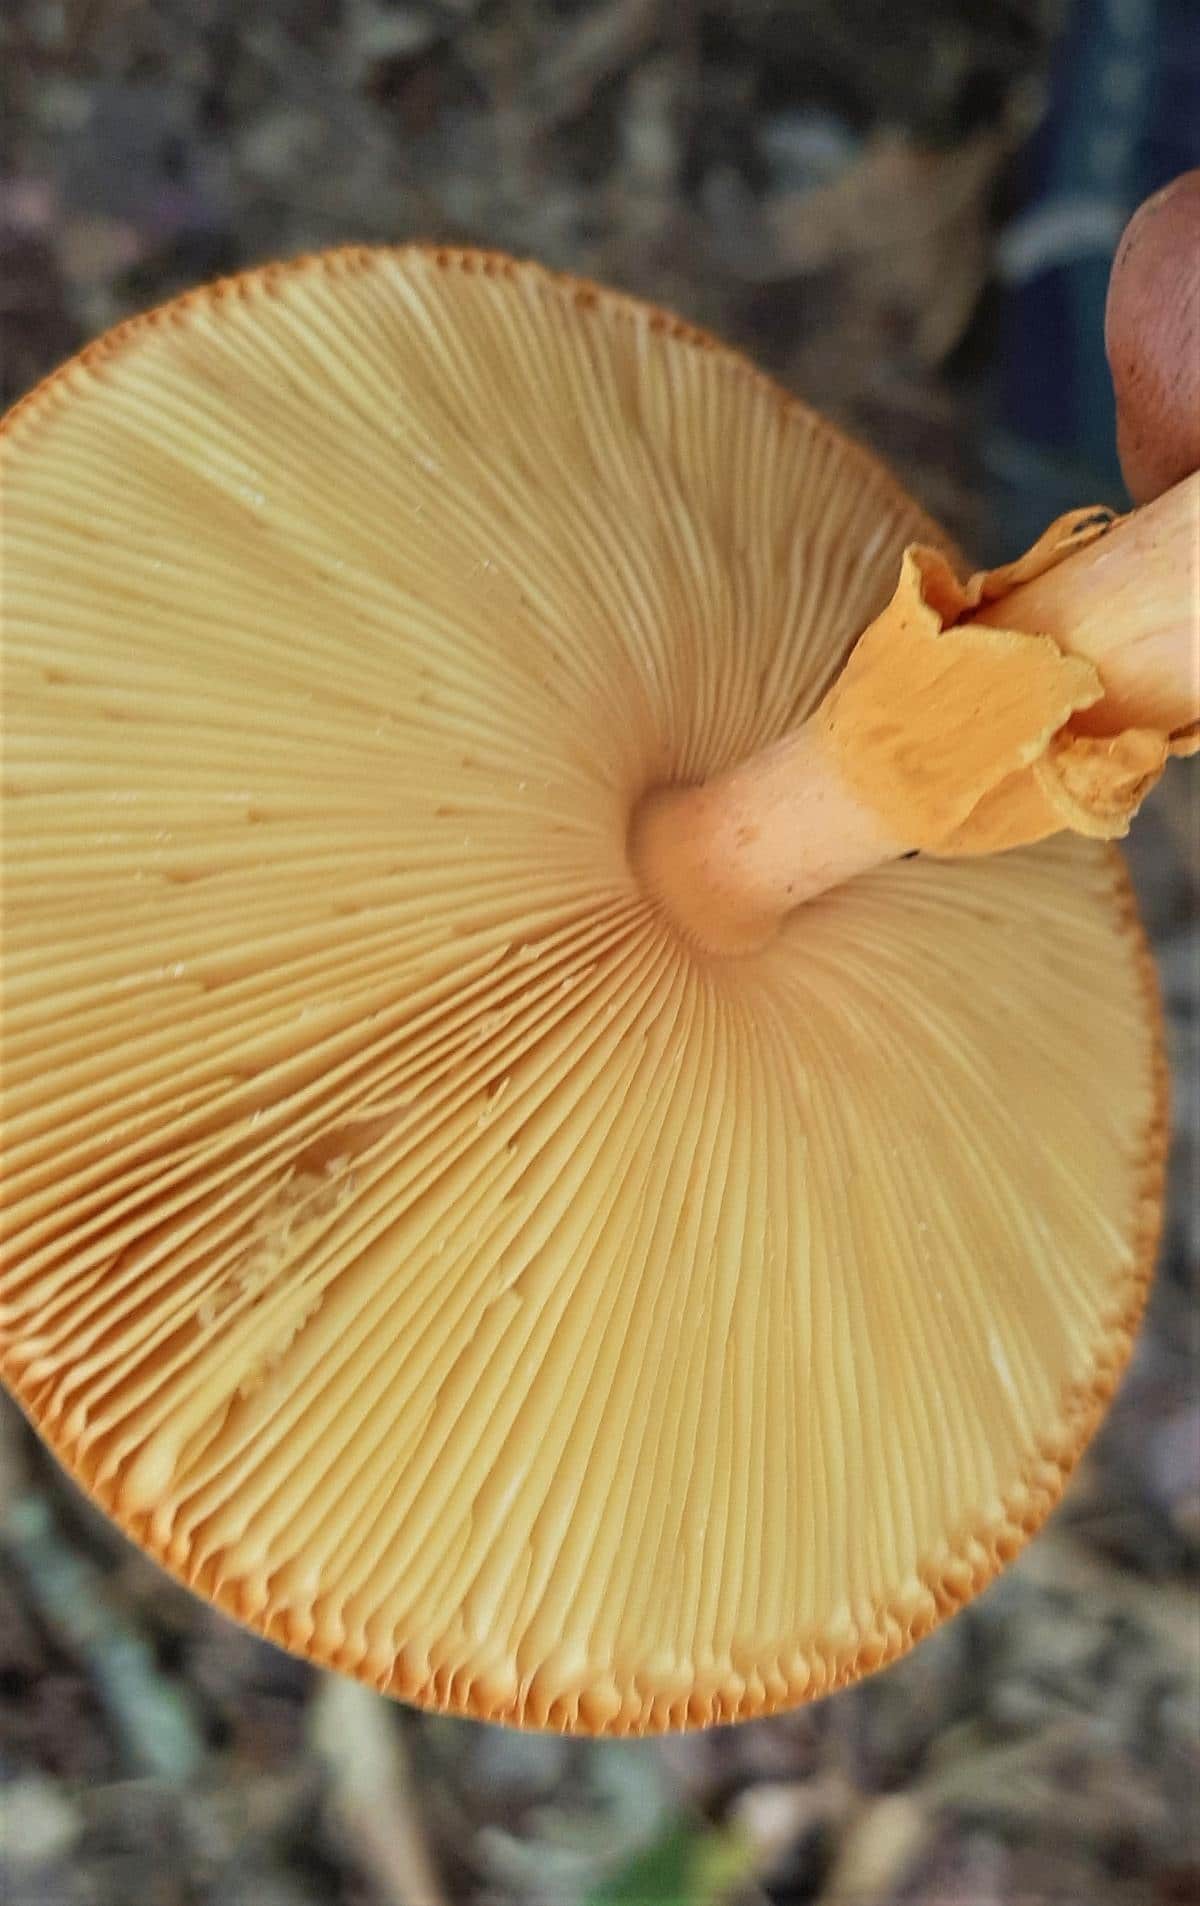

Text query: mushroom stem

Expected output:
[633,472,1199,955]
[974,475,1199,736]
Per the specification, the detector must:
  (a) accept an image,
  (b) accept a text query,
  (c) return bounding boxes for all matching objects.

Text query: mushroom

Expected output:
[1,245,1194,1735]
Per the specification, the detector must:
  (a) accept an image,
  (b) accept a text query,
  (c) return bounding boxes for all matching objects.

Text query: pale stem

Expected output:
[632,473,1199,954]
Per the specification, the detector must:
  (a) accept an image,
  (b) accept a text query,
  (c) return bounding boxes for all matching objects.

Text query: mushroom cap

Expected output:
[1,249,1165,1734]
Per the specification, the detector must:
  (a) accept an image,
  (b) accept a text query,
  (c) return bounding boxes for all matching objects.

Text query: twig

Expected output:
[310,1673,450,1906]
[1,1490,206,1785]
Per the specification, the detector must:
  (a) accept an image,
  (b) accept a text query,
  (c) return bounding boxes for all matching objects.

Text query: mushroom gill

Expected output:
[0,249,1165,1733]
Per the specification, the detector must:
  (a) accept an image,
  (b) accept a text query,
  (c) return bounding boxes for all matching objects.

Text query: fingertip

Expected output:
[1105,169,1200,505]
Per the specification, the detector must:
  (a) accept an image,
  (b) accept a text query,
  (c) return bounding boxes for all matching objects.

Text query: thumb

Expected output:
[1105,169,1200,505]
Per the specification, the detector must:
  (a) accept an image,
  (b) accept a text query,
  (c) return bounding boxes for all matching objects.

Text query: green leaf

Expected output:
[587,1813,755,1906]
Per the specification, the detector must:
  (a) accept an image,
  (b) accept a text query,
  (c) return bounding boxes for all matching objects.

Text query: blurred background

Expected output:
[1,2,1197,1902]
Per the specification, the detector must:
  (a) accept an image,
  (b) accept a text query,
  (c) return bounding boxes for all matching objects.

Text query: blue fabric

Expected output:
[986,0,1199,554]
